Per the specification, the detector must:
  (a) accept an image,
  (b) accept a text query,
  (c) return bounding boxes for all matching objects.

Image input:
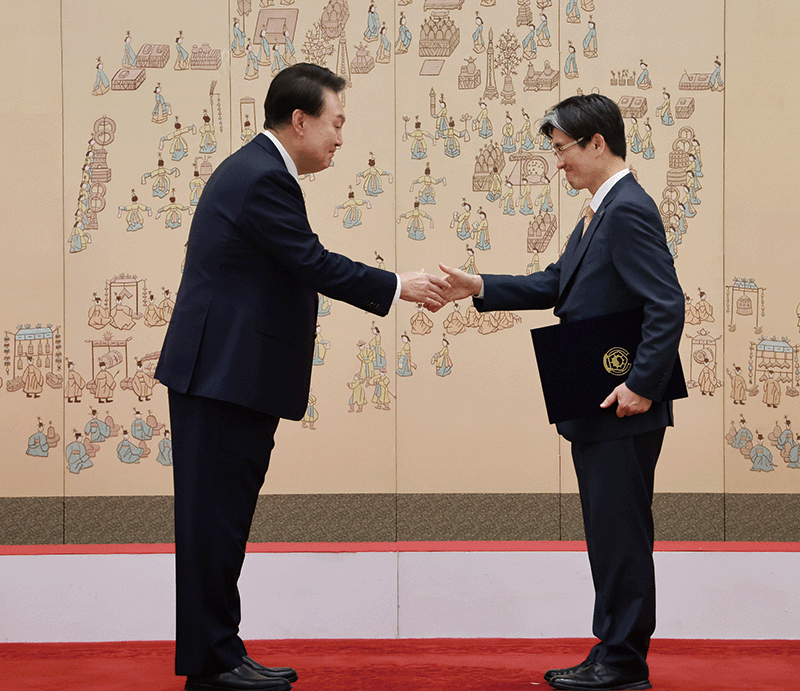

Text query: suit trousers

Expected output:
[570,427,665,677]
[168,389,280,676]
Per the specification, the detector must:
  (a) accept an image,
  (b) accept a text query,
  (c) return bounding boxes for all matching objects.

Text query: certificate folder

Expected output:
[530,308,687,424]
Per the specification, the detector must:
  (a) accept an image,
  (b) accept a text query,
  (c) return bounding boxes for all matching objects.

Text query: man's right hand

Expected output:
[439,264,483,302]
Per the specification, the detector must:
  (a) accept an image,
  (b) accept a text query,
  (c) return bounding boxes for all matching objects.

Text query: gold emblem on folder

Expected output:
[603,347,631,376]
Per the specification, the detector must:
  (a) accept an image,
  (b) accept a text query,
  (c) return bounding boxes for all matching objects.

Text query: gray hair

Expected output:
[538,107,572,139]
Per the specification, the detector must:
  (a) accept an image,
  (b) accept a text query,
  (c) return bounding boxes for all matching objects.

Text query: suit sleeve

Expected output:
[241,166,396,315]
[474,259,562,313]
[608,198,684,400]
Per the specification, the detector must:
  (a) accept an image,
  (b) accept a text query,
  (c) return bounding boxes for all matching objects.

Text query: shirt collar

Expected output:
[589,168,630,212]
[262,129,300,184]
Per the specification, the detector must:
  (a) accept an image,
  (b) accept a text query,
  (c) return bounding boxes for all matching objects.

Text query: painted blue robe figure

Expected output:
[27,430,49,457]
[357,162,392,196]
[681,189,696,218]
[335,195,368,228]
[656,92,674,125]
[473,22,485,53]
[583,23,597,57]
[68,222,91,253]
[131,416,153,444]
[396,15,412,53]
[500,184,516,216]
[152,91,170,122]
[539,131,552,151]
[452,204,472,240]
[432,342,452,377]
[85,416,111,443]
[370,330,387,371]
[518,116,535,151]
[66,438,93,474]
[440,124,468,158]
[501,118,516,153]
[396,339,413,377]
[189,174,205,206]
[157,435,173,466]
[709,60,724,91]
[536,183,553,212]
[566,0,580,22]
[175,42,189,70]
[637,63,651,89]
[376,28,391,64]
[258,33,271,66]
[312,330,329,365]
[691,149,703,177]
[537,16,551,46]
[629,119,643,154]
[564,46,578,79]
[518,182,534,214]
[398,204,432,241]
[749,443,774,472]
[641,127,655,160]
[776,428,796,456]
[283,33,296,65]
[788,444,800,469]
[411,169,445,205]
[522,28,537,60]
[731,425,753,450]
[364,5,381,42]
[271,47,287,74]
[473,105,492,139]
[435,102,448,138]
[92,61,110,96]
[245,43,260,80]
[562,177,579,197]
[473,214,490,250]
[231,21,245,55]
[122,37,137,67]
[318,295,331,317]
[198,116,216,154]
[117,437,145,464]
[687,174,701,204]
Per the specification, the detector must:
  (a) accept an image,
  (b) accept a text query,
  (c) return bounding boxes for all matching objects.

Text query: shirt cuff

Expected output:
[392,274,402,305]
[476,280,485,300]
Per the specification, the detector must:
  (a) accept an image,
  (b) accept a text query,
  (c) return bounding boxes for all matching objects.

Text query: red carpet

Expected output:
[1,639,797,691]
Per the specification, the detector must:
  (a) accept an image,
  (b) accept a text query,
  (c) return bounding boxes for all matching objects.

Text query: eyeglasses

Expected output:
[552,137,585,159]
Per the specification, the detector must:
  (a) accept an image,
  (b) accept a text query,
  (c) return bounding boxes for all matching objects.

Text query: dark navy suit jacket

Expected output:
[475,173,684,442]
[155,134,397,421]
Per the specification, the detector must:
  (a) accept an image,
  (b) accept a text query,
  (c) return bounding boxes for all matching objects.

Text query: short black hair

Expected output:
[538,93,626,160]
[263,63,346,130]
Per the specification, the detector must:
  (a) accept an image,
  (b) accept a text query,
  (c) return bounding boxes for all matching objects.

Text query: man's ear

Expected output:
[291,108,305,135]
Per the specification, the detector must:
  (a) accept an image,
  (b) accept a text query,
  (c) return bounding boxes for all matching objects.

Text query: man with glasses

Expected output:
[440,94,684,690]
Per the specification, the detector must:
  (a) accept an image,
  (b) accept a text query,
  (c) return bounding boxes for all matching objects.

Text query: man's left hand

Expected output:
[600,382,652,418]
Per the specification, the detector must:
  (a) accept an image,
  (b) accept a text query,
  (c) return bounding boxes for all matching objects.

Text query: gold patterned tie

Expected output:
[581,206,595,239]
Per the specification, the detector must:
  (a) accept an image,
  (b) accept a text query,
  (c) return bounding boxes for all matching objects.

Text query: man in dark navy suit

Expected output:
[441,94,684,691]
[155,63,447,691]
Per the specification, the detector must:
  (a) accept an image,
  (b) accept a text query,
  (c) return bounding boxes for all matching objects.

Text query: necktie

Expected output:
[581,206,594,238]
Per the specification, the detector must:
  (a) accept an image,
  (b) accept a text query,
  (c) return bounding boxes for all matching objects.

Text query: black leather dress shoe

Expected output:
[185,663,292,691]
[548,661,651,690]
[242,655,299,683]
[544,659,592,682]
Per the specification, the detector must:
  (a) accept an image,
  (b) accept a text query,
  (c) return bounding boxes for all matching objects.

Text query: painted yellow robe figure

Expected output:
[398,202,433,241]
[486,168,503,201]
[302,393,318,429]
[198,113,217,154]
[92,363,116,403]
[370,373,391,410]
[65,362,86,403]
[403,118,435,160]
[132,362,156,402]
[22,358,44,398]
[334,190,371,228]
[156,195,193,229]
[396,334,415,377]
[431,339,452,377]
[410,166,446,205]
[347,375,367,412]
[142,159,180,199]
[357,341,376,381]
[160,122,197,162]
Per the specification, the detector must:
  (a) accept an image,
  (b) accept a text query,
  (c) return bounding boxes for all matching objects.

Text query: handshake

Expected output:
[398,264,484,313]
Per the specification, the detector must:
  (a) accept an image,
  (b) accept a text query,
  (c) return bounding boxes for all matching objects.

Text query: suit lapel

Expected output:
[558,174,635,293]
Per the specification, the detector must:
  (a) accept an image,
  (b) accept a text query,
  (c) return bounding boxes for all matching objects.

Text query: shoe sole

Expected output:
[549,681,651,691]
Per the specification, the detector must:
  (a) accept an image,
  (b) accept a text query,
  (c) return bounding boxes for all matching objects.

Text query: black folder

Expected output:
[530,307,687,424]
